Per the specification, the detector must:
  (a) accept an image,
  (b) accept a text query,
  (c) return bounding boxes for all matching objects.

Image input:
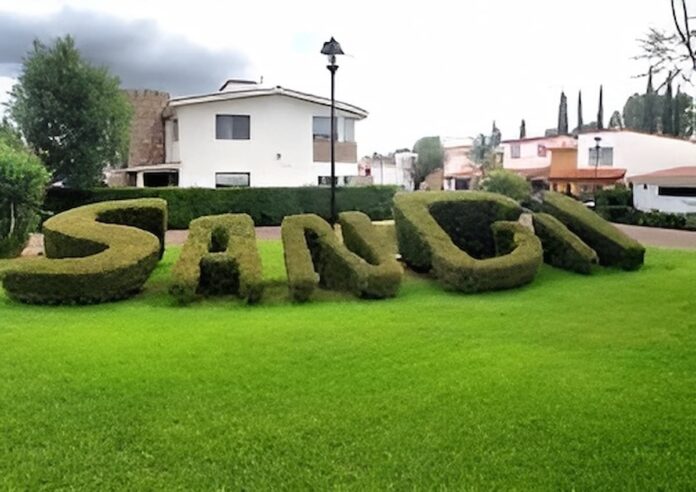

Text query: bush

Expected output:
[44,186,399,229]
[532,213,598,274]
[595,186,632,208]
[480,169,532,202]
[0,142,50,258]
[281,214,402,302]
[597,205,690,231]
[170,214,264,304]
[1,198,166,304]
[393,191,543,292]
[541,191,644,270]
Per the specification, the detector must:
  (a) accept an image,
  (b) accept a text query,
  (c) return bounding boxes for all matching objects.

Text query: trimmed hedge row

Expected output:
[44,186,399,229]
[597,205,693,231]
[394,191,543,292]
[170,214,264,304]
[2,198,166,304]
[281,213,402,302]
[532,212,598,274]
[541,191,645,271]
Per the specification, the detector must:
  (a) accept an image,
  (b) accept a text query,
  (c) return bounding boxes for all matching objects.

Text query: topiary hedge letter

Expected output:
[282,213,402,302]
[169,214,264,304]
[2,198,167,304]
[393,191,543,292]
[540,191,645,270]
[532,212,598,274]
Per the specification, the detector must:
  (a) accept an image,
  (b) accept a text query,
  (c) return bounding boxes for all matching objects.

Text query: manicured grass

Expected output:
[1,242,695,489]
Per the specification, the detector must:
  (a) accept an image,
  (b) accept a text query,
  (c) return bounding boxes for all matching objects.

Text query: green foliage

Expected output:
[532,212,598,274]
[541,191,645,270]
[0,142,50,258]
[480,169,532,202]
[469,133,500,177]
[44,186,399,229]
[558,91,569,135]
[577,91,584,130]
[595,186,632,208]
[170,214,263,304]
[8,36,132,189]
[519,119,526,139]
[0,117,24,151]
[597,85,604,130]
[662,78,674,135]
[393,191,542,292]
[281,214,402,302]
[608,110,623,129]
[597,206,691,230]
[412,136,444,186]
[1,198,166,304]
[622,78,693,136]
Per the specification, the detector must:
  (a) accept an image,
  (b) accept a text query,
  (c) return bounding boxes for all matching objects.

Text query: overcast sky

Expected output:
[0,0,679,155]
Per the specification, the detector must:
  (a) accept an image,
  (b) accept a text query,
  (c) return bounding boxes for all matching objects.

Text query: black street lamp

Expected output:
[593,136,602,205]
[321,37,344,226]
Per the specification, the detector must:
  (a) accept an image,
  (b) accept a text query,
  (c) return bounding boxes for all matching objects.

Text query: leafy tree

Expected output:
[412,136,444,187]
[577,91,584,130]
[479,169,532,202]
[622,88,693,136]
[0,142,50,257]
[663,77,675,135]
[8,36,132,189]
[609,111,623,129]
[0,117,24,151]
[519,119,526,139]
[557,91,569,135]
[597,85,604,130]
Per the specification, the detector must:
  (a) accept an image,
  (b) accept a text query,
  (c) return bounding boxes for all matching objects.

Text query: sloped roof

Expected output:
[169,85,368,118]
[550,168,626,181]
[628,166,696,185]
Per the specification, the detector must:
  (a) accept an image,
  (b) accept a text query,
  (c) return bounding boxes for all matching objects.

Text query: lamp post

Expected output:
[321,37,344,226]
[593,136,602,205]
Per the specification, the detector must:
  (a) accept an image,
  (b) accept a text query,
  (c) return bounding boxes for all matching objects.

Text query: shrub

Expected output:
[170,214,264,304]
[393,191,543,292]
[0,142,50,258]
[480,169,532,202]
[597,205,690,231]
[44,186,399,229]
[532,213,598,274]
[595,186,632,208]
[1,198,167,304]
[541,191,644,270]
[281,214,402,302]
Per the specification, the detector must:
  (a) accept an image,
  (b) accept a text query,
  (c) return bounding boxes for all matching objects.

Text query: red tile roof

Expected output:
[512,166,550,179]
[550,168,626,181]
[629,166,696,180]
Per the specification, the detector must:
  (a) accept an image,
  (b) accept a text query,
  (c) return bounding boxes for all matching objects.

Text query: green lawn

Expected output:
[1,242,695,489]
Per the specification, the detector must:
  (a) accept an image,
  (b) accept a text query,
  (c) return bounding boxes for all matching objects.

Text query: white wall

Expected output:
[164,119,180,163]
[578,131,696,177]
[633,183,696,214]
[171,95,360,188]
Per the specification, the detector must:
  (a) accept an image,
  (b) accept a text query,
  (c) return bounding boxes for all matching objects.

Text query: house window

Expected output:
[510,144,521,159]
[658,186,696,197]
[216,115,250,140]
[172,120,179,142]
[537,144,547,157]
[216,172,250,188]
[313,117,336,140]
[344,119,355,142]
[588,147,614,166]
[318,176,348,186]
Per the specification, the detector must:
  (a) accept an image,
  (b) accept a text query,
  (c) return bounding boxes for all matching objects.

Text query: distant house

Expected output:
[500,129,696,196]
[111,80,368,188]
[628,167,696,214]
[359,151,416,190]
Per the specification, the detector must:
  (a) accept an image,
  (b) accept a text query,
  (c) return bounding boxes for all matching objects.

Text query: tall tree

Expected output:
[642,67,658,133]
[663,76,675,135]
[490,121,502,147]
[674,85,683,136]
[609,111,623,129]
[412,136,444,187]
[8,36,132,189]
[557,91,569,135]
[597,86,604,130]
[577,91,584,130]
[519,119,527,139]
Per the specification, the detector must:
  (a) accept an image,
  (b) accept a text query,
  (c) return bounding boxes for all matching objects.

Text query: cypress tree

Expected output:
[597,85,604,130]
[662,76,674,135]
[643,67,657,133]
[577,90,584,130]
[520,119,526,139]
[558,91,569,135]
[674,85,682,137]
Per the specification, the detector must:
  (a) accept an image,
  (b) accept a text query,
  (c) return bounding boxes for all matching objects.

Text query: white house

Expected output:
[360,151,416,190]
[117,80,368,188]
[628,166,696,214]
[576,130,696,178]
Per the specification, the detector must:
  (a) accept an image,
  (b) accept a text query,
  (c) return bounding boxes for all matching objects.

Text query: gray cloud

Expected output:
[0,8,250,95]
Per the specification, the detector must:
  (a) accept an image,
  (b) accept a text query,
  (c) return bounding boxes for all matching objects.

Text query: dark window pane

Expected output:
[658,186,696,197]
[232,115,250,139]
[216,115,234,139]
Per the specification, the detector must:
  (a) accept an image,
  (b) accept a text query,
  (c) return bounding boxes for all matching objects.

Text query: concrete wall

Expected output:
[124,90,169,167]
[171,94,360,188]
[633,184,696,214]
[578,131,696,177]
